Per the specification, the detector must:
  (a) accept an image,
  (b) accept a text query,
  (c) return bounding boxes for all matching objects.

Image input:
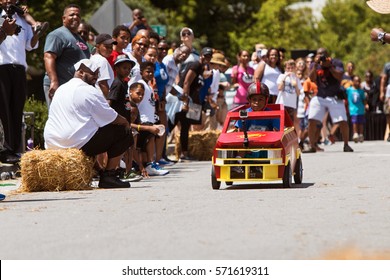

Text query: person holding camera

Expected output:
[128,8,152,41]
[304,47,354,153]
[0,0,40,164]
[0,16,16,43]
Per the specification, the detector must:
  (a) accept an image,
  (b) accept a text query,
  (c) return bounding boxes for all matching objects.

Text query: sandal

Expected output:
[34,22,49,37]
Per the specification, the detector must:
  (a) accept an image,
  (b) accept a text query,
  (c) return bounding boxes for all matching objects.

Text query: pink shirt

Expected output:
[231,65,254,104]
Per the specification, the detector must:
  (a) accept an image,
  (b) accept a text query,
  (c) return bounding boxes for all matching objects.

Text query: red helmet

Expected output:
[247,81,270,99]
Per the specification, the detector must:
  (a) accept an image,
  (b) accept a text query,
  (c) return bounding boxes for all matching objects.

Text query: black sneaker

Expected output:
[98,170,130,188]
[343,144,354,152]
[0,150,20,164]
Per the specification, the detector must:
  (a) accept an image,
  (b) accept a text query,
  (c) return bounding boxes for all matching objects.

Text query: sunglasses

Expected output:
[136,42,148,47]
[181,32,192,37]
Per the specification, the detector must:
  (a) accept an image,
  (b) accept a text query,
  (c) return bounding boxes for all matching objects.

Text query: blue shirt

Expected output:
[154,62,169,99]
[346,87,365,116]
[235,108,280,131]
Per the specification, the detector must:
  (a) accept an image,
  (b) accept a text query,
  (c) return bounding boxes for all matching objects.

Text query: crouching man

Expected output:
[44,59,133,188]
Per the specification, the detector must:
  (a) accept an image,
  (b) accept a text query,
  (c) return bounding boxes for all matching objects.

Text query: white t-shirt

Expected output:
[276,73,302,109]
[125,52,141,85]
[262,64,281,96]
[137,79,156,123]
[90,53,114,95]
[44,78,118,149]
[0,13,38,68]
[209,69,221,102]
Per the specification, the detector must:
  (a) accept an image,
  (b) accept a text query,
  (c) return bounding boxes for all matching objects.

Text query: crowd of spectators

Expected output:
[1,3,390,189]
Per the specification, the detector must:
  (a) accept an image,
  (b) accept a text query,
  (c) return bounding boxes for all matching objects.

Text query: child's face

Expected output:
[141,66,154,82]
[353,77,361,88]
[144,48,158,63]
[96,43,113,58]
[114,31,130,50]
[249,95,267,111]
[296,70,303,80]
[115,61,133,79]
[130,86,145,104]
[285,64,296,73]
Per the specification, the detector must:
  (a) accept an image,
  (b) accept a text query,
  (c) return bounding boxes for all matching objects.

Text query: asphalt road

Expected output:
[0,140,389,260]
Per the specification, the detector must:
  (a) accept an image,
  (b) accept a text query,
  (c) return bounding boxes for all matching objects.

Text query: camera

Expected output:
[319,54,327,62]
[3,1,24,36]
[239,110,248,119]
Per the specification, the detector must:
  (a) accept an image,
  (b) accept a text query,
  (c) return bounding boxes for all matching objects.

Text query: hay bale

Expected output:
[20,149,94,192]
[175,130,220,161]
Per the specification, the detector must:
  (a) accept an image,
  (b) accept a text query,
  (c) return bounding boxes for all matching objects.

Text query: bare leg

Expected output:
[106,154,122,170]
[308,119,320,149]
[339,121,350,145]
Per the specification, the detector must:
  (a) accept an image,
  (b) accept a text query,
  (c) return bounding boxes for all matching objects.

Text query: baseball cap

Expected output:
[74,59,100,73]
[95,33,117,45]
[114,54,136,68]
[201,47,213,56]
[180,27,194,37]
[367,0,390,14]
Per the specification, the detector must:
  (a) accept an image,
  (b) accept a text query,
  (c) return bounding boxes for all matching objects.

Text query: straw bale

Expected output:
[20,149,94,192]
[175,130,220,161]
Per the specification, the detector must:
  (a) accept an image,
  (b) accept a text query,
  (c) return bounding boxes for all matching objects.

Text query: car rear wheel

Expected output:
[211,165,221,190]
[282,162,292,188]
[294,157,303,184]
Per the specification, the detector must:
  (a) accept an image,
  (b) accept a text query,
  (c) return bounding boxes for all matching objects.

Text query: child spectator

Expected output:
[276,59,302,122]
[127,83,150,178]
[346,75,366,143]
[90,33,117,97]
[135,61,169,176]
[107,25,131,72]
[299,77,318,149]
[106,54,142,181]
[215,84,228,128]
[107,54,135,122]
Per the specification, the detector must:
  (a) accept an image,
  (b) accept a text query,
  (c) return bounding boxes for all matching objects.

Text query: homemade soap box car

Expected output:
[211,104,303,189]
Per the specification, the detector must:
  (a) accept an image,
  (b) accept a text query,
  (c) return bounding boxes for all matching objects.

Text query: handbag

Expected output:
[186,101,202,121]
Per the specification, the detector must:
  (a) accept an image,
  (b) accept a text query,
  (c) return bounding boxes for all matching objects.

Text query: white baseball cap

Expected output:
[74,59,100,72]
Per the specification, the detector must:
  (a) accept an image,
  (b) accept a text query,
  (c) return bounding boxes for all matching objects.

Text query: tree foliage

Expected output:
[318,0,390,76]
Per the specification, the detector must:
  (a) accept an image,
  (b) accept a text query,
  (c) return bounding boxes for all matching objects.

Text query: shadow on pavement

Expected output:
[223,182,314,190]
[0,197,87,203]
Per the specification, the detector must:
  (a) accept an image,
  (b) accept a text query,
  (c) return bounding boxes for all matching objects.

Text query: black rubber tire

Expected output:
[282,162,292,188]
[211,165,221,190]
[293,157,303,184]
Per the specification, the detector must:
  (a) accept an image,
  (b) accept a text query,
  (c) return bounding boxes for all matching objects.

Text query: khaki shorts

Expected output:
[308,96,347,123]
[384,97,390,115]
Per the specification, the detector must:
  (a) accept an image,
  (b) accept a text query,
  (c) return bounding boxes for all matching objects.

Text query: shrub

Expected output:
[23,96,48,149]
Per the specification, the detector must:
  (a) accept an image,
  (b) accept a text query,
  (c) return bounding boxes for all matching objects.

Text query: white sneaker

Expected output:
[352,133,359,143]
[145,162,169,176]
[358,134,364,143]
